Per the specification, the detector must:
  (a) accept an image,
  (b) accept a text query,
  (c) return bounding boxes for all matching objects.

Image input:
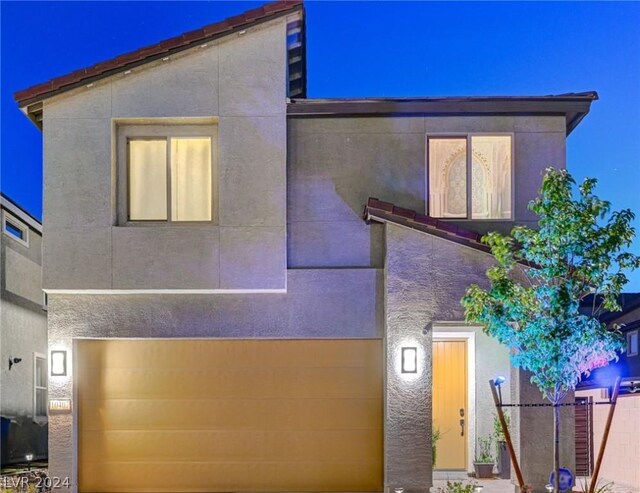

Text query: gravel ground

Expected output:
[0,470,50,493]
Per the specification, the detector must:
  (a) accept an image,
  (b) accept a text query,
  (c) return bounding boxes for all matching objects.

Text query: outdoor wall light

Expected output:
[493,375,506,386]
[51,350,67,377]
[401,347,417,373]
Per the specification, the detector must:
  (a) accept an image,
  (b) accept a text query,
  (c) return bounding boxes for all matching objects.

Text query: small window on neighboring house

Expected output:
[628,330,639,357]
[34,354,47,421]
[118,124,216,224]
[2,211,29,247]
[427,134,513,219]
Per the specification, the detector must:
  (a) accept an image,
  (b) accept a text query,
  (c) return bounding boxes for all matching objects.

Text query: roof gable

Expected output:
[15,0,305,124]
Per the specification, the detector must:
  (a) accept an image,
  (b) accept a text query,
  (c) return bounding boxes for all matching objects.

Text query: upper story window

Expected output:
[2,211,29,247]
[117,124,217,224]
[427,134,513,220]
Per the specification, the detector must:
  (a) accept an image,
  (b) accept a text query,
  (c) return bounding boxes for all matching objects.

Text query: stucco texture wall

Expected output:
[46,267,383,489]
[1,231,48,464]
[384,222,574,491]
[42,17,289,291]
[384,223,505,490]
[287,115,566,269]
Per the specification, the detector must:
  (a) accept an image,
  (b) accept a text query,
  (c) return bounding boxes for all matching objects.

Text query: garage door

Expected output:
[78,339,383,493]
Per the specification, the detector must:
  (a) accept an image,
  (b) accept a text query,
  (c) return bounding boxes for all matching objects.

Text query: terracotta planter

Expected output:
[473,462,495,478]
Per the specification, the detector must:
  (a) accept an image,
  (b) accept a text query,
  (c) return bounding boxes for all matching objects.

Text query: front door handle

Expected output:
[460,418,465,436]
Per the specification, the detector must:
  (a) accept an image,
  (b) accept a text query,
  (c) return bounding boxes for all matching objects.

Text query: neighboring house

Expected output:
[13,1,599,491]
[0,193,47,466]
[575,295,640,490]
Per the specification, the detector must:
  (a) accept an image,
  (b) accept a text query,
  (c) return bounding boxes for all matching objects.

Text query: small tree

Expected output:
[461,168,639,492]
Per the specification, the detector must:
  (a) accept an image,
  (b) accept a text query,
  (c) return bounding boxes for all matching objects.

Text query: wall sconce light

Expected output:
[8,357,22,370]
[51,350,67,376]
[401,347,417,373]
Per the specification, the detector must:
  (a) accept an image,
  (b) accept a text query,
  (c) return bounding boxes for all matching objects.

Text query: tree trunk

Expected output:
[553,399,560,493]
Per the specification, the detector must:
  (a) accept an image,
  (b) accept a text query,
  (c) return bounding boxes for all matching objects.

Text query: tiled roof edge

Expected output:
[14,0,303,106]
[363,197,490,253]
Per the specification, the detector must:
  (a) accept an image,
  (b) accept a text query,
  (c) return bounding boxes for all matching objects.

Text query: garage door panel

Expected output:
[78,339,383,492]
[80,429,383,462]
[80,460,383,493]
[79,366,382,400]
[79,397,382,431]
[78,339,381,370]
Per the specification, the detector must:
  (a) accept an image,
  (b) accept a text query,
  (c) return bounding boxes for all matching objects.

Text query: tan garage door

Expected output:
[78,339,383,493]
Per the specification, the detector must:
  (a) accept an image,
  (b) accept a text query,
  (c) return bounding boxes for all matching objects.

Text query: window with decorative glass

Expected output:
[118,124,216,224]
[427,135,513,219]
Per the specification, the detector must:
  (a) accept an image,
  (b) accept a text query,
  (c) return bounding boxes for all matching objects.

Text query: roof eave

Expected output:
[16,1,304,124]
[288,93,598,135]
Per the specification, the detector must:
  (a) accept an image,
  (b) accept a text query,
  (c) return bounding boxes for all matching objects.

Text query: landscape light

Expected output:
[494,375,506,386]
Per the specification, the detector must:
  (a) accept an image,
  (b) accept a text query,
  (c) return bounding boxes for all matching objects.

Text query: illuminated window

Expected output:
[628,330,639,357]
[2,211,29,247]
[119,124,216,223]
[427,135,512,219]
[34,354,47,420]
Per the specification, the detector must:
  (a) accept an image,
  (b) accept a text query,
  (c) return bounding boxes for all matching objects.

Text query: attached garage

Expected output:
[77,339,383,493]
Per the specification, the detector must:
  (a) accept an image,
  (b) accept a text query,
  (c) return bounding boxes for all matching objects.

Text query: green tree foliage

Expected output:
[461,168,639,490]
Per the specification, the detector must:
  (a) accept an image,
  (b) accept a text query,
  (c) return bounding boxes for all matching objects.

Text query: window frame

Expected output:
[117,124,218,226]
[2,211,29,247]
[425,132,515,221]
[33,352,47,423]
[627,329,639,357]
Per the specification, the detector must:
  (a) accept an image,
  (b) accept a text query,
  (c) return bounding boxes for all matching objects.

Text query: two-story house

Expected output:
[14,1,597,492]
[1,193,47,467]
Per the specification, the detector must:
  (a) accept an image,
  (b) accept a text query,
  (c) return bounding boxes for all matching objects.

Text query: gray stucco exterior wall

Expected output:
[42,17,289,291]
[46,267,383,488]
[288,115,566,268]
[1,222,48,465]
[384,222,509,491]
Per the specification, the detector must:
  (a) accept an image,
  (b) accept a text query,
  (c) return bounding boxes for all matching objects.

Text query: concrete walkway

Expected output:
[432,479,513,493]
[432,478,639,493]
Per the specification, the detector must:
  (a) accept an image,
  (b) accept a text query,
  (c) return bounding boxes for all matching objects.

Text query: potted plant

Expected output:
[473,435,495,478]
[493,412,511,479]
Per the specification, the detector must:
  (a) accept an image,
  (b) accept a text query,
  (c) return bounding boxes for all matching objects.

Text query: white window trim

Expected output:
[425,132,515,221]
[2,210,29,247]
[627,329,639,357]
[33,352,48,423]
[116,123,218,226]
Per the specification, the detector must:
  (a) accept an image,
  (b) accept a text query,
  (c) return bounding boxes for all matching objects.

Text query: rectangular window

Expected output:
[120,124,216,224]
[628,330,639,357]
[427,134,512,219]
[2,211,29,246]
[34,354,47,419]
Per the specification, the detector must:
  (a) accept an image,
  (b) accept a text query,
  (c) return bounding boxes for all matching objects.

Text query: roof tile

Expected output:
[14,0,303,105]
[364,197,491,253]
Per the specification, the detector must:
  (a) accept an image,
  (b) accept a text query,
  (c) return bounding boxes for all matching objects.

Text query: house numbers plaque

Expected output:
[49,399,72,413]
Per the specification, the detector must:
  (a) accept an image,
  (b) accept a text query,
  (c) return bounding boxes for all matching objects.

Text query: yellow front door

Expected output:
[433,340,468,470]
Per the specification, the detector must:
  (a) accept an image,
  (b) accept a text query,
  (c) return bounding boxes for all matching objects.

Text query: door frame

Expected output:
[433,330,476,473]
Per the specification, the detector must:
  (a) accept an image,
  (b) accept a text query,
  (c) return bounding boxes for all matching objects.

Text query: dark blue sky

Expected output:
[1,1,639,288]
